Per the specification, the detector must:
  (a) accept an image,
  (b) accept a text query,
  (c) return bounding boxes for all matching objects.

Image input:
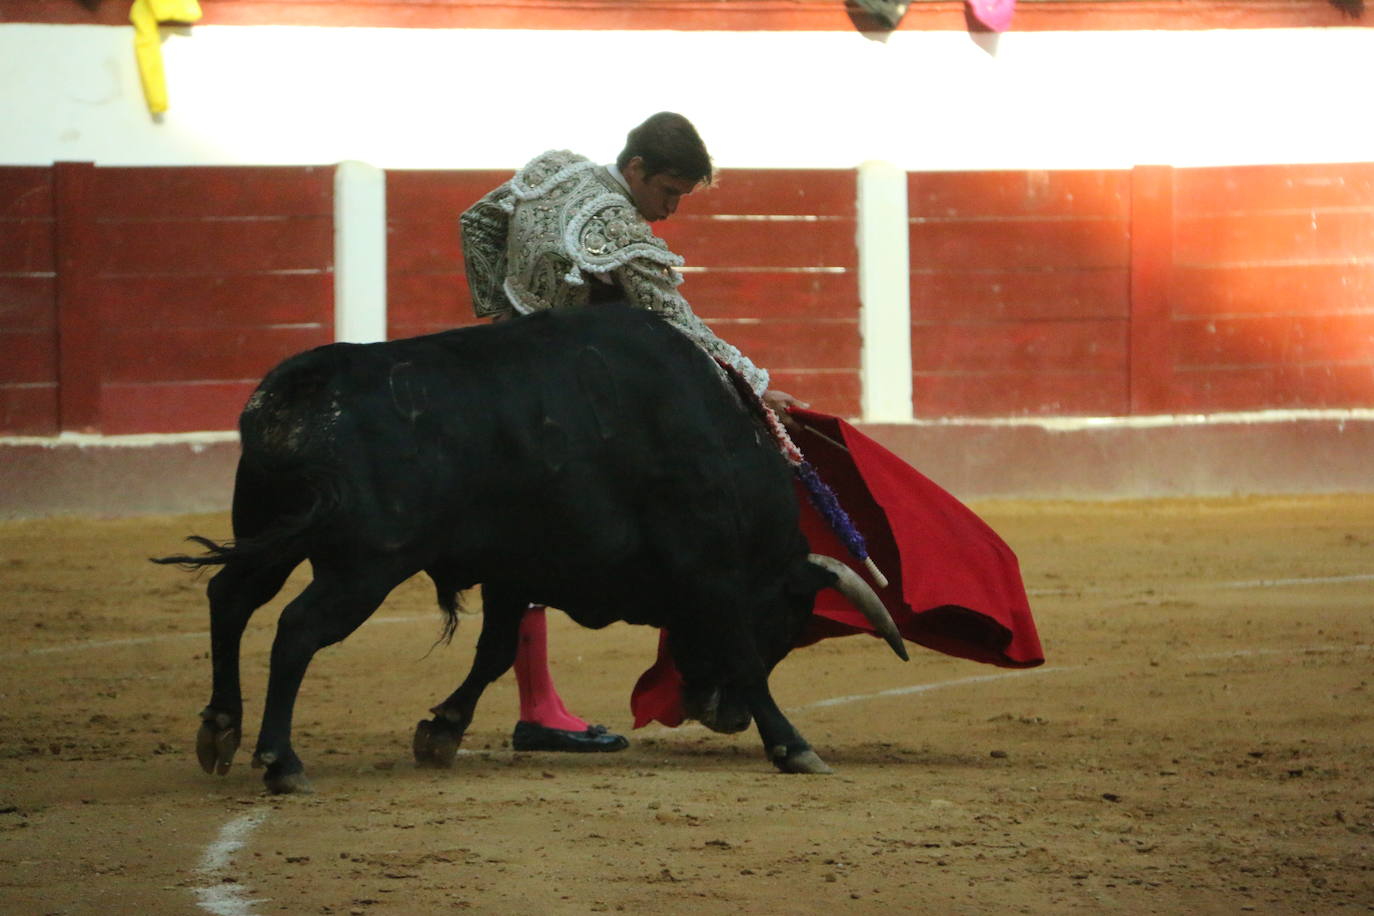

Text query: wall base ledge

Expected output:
[4,414,1372,518]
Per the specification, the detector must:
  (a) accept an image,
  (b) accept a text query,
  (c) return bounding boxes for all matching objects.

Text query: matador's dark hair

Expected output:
[616,112,714,186]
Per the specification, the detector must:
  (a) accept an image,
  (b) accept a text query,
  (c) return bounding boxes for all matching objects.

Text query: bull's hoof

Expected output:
[196,710,240,776]
[252,750,313,794]
[263,769,314,795]
[413,718,463,768]
[770,746,833,775]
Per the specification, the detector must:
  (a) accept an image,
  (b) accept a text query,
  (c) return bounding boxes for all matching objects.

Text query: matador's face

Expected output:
[623,157,699,223]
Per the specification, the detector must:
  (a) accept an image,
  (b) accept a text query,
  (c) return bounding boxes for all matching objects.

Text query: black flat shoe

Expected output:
[511,721,629,753]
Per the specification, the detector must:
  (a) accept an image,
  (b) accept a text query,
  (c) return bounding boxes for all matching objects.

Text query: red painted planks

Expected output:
[100,325,331,384]
[909,217,1130,271]
[1171,314,1374,368]
[54,161,101,433]
[910,268,1129,322]
[384,168,859,355]
[81,217,333,276]
[680,270,857,321]
[0,277,57,330]
[33,164,338,431]
[1175,210,1374,266]
[387,169,512,340]
[1172,262,1374,319]
[100,380,259,435]
[0,220,55,274]
[690,171,855,218]
[911,319,1127,374]
[388,218,463,274]
[906,169,1136,416]
[16,159,1364,433]
[707,319,858,371]
[909,170,1130,220]
[86,167,333,219]
[0,167,52,218]
[1167,363,1374,412]
[387,170,513,215]
[0,169,59,433]
[93,273,333,328]
[0,384,59,436]
[388,273,471,328]
[1128,164,1174,415]
[767,369,860,419]
[656,218,856,269]
[0,329,57,384]
[914,370,1130,418]
[1174,163,1374,215]
[1165,163,1374,412]
[388,316,485,343]
[390,169,855,219]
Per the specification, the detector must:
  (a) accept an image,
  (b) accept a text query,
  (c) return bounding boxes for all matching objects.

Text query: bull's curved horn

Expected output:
[808,554,909,662]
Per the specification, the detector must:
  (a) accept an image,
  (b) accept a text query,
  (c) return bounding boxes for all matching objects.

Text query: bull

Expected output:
[156,305,906,794]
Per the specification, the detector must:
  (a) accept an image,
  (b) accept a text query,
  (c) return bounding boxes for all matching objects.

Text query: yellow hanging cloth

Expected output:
[131,0,204,114]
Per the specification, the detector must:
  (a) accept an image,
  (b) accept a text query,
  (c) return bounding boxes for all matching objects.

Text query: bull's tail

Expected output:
[151,533,240,569]
[150,475,337,572]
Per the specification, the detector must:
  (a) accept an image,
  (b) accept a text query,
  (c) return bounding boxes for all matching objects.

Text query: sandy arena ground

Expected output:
[1,495,1371,915]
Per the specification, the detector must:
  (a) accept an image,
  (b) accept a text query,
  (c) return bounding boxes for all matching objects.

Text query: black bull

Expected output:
[156,306,905,794]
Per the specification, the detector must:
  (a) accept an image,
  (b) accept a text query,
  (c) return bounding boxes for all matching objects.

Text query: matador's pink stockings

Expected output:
[513,606,589,731]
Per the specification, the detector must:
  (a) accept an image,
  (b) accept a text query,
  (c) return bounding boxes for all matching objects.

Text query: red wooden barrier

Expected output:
[1129,164,1174,414]
[1169,162,1374,412]
[0,163,334,435]
[908,162,1374,418]
[0,167,58,435]
[655,169,860,416]
[908,169,1132,417]
[387,167,862,417]
[385,169,511,339]
[4,161,1371,435]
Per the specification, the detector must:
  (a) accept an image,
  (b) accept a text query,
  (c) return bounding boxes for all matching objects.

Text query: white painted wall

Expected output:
[2,24,1372,171]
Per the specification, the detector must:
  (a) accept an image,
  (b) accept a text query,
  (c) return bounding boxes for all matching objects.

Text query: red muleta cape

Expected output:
[630,409,1044,728]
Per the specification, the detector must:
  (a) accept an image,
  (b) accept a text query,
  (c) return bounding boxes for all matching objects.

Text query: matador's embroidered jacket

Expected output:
[459,149,769,395]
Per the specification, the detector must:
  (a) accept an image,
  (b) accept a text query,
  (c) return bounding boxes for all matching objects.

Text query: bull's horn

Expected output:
[808,554,909,662]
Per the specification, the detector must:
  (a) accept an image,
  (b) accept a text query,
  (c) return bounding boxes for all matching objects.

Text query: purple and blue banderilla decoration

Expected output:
[717,360,889,589]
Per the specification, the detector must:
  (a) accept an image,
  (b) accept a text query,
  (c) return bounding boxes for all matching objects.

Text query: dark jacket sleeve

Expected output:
[459,181,515,319]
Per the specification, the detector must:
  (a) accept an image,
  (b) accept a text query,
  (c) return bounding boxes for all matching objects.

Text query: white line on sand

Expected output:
[805,666,1072,709]
[803,642,1374,710]
[1027,571,1374,597]
[193,809,271,916]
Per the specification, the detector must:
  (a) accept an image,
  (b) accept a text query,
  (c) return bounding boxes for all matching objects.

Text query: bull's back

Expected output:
[233,307,787,565]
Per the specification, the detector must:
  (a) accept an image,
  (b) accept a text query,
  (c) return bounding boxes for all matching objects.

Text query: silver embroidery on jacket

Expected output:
[459,150,769,395]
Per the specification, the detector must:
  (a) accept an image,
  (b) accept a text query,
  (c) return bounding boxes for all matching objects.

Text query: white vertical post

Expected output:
[333,160,388,344]
[856,160,914,423]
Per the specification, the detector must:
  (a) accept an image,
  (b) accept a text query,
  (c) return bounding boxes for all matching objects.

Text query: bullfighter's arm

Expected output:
[613,258,770,396]
[459,183,515,319]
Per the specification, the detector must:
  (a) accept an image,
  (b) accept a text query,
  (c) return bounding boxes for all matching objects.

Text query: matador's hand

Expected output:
[762,389,810,430]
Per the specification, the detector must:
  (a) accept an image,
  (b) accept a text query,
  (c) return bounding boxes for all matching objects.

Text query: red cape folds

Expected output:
[630,409,1044,729]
